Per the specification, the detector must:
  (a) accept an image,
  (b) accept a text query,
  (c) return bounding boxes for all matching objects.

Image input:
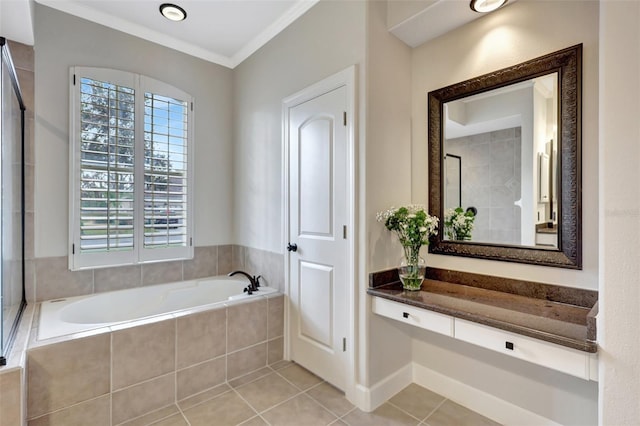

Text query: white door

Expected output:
[286,84,349,390]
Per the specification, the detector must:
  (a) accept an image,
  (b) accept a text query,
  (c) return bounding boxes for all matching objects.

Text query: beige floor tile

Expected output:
[269,360,293,370]
[422,400,501,426]
[118,405,180,426]
[182,390,256,426]
[306,382,355,417]
[261,394,337,426]
[151,414,190,426]
[389,383,446,420]
[342,403,420,426]
[238,415,269,425]
[329,420,348,426]
[235,372,300,413]
[178,383,231,411]
[229,367,272,388]
[277,363,323,390]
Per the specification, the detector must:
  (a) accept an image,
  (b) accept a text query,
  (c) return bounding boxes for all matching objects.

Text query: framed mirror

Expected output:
[428,44,582,269]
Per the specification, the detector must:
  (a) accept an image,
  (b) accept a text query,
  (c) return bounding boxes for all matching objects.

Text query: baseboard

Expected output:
[352,363,413,412]
[412,362,562,426]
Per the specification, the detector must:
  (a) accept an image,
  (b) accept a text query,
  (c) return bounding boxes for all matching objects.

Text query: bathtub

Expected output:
[38,276,277,340]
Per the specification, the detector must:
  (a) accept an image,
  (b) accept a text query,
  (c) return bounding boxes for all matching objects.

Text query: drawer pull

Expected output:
[403,312,409,319]
[505,341,514,350]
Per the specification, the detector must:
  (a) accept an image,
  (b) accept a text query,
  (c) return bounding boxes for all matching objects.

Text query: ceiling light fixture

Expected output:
[159,3,187,21]
[470,0,508,13]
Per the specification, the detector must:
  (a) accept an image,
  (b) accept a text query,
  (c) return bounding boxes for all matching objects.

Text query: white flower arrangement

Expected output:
[377,205,439,290]
[444,207,475,241]
[376,204,439,257]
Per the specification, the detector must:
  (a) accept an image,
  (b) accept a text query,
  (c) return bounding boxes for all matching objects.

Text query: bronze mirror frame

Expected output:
[428,44,582,269]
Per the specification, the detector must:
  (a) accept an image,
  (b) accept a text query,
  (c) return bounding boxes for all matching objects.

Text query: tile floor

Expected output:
[121,361,500,426]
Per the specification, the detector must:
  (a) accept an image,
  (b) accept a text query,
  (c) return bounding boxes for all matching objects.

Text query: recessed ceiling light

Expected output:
[159,3,187,21]
[470,0,508,13]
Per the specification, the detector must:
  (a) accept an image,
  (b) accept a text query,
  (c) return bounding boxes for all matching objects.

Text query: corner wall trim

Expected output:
[352,363,413,412]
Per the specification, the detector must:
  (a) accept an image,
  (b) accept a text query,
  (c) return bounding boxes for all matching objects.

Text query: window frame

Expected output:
[69,67,194,270]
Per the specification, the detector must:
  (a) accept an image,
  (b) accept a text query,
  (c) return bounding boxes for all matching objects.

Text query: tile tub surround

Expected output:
[32,245,284,302]
[368,267,598,352]
[0,303,36,426]
[26,294,284,425]
[0,368,23,425]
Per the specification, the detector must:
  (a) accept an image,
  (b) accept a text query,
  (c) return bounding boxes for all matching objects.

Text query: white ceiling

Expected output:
[3,0,319,69]
[1,0,512,69]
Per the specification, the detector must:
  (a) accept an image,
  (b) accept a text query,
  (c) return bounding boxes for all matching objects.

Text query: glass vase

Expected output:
[398,246,426,291]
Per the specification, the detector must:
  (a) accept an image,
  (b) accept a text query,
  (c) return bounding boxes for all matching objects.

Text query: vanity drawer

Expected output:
[455,318,590,379]
[372,297,454,337]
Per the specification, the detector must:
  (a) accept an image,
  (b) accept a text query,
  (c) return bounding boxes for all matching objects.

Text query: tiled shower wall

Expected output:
[29,245,285,302]
[446,127,522,245]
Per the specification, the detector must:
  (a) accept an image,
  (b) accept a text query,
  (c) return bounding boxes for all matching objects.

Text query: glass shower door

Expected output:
[0,37,26,365]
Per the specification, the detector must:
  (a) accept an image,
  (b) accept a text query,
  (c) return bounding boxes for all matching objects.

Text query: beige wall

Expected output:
[402,2,600,424]
[34,4,234,258]
[598,1,640,424]
[364,0,414,386]
[411,1,599,291]
[232,0,366,253]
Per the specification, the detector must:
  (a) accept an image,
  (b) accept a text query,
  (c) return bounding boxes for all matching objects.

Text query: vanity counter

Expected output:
[367,268,597,353]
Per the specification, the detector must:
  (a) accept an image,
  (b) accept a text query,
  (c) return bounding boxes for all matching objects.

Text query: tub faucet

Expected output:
[228,270,261,294]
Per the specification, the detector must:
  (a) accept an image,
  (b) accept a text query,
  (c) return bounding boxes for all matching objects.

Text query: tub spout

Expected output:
[228,270,261,294]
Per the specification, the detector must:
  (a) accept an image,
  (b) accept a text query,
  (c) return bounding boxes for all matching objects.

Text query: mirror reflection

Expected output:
[442,73,558,249]
[428,44,582,268]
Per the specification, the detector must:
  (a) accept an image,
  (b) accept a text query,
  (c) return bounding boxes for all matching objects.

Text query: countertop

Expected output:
[367,268,598,353]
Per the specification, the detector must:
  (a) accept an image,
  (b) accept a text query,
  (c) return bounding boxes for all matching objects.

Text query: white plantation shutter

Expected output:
[143,93,188,248]
[70,68,193,270]
[79,77,135,253]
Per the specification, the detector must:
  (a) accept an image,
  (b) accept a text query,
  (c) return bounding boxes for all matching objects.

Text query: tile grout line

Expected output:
[337,406,358,425]
[421,397,448,424]
[174,316,178,409]
[269,365,345,420]
[302,381,356,421]
[114,403,178,426]
[385,399,431,423]
[229,386,266,420]
[177,385,236,412]
[174,402,192,426]
[177,365,280,413]
[25,394,110,424]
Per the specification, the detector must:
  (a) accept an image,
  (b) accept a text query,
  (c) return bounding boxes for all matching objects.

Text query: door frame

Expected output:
[282,65,357,399]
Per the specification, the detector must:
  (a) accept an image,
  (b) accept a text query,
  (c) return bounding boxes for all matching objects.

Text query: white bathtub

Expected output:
[38,276,277,340]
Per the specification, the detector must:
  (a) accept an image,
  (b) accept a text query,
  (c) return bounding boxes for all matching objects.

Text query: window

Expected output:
[69,67,193,270]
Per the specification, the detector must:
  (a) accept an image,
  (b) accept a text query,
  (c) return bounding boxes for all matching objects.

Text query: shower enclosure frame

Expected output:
[0,37,27,366]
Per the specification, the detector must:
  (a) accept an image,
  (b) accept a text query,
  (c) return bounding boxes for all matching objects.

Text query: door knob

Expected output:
[287,243,298,252]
